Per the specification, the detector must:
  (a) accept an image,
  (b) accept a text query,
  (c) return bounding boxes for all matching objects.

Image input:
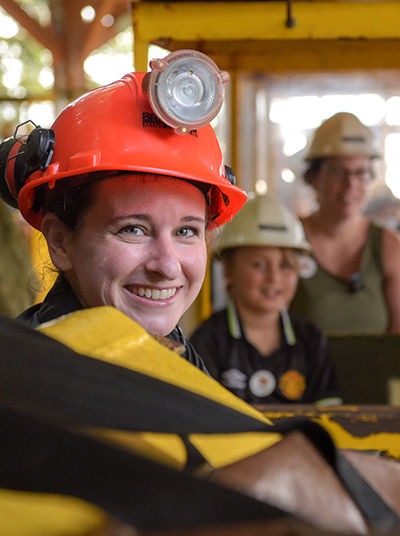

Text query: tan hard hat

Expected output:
[214,193,310,254]
[305,112,380,160]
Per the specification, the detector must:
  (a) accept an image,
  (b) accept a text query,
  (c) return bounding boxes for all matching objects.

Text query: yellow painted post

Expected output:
[132,2,151,72]
[230,70,238,181]
[30,229,57,304]
[196,70,239,326]
[197,259,212,325]
[133,39,149,73]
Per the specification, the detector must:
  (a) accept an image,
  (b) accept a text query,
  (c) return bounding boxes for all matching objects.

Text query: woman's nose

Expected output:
[342,171,368,189]
[145,236,181,279]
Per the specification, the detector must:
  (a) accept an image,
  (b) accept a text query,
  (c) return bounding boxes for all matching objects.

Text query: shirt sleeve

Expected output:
[169,326,210,375]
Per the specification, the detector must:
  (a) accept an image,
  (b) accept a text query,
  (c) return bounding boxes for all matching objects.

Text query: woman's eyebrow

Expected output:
[112,214,150,223]
[112,214,206,224]
[181,216,207,224]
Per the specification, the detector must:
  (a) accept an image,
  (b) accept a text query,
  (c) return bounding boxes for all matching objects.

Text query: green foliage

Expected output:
[0,0,52,100]
[0,201,37,316]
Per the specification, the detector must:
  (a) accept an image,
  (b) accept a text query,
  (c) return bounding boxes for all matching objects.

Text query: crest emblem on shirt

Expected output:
[221,368,247,390]
[249,370,276,397]
[298,255,317,279]
[279,369,306,400]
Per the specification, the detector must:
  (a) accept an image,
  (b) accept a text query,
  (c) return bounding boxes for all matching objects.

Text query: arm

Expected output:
[381,228,400,333]
[302,323,343,405]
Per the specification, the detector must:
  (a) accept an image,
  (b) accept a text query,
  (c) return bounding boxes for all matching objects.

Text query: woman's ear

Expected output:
[41,214,74,271]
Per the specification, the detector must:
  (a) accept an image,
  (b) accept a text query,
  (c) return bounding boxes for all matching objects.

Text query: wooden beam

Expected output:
[0,0,62,59]
[81,0,124,60]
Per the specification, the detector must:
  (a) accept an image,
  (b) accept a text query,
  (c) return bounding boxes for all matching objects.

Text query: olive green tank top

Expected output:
[290,223,389,334]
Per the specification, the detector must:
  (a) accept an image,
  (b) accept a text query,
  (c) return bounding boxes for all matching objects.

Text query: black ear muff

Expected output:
[0,137,19,208]
[0,121,55,209]
[23,127,55,171]
[225,165,236,185]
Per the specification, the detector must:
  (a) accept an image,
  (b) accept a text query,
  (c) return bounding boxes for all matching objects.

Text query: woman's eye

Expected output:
[252,261,265,269]
[177,227,198,238]
[119,225,144,235]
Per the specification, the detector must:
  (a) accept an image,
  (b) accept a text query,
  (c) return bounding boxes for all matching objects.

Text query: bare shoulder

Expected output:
[299,213,317,235]
[381,226,400,272]
[382,226,400,248]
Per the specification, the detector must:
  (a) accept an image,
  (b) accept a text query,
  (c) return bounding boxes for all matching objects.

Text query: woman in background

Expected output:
[290,112,400,334]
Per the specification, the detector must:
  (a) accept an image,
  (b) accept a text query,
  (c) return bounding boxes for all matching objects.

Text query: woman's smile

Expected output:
[124,285,179,301]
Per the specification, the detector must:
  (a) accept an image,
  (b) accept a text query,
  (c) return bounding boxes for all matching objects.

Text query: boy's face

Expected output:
[225,246,299,315]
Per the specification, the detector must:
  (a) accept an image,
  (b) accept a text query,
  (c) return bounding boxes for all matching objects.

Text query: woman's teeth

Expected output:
[130,286,177,300]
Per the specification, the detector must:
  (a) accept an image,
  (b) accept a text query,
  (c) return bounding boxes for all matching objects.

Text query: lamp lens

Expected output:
[156,58,219,124]
[171,72,204,107]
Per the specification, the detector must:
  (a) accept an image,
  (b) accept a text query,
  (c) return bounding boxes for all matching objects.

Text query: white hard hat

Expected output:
[214,193,310,254]
[305,112,380,160]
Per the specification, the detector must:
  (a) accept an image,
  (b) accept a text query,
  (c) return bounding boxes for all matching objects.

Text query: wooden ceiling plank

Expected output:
[81,0,124,60]
[0,0,62,59]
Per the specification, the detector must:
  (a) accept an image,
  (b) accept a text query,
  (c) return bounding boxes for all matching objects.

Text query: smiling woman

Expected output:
[40,174,208,337]
[0,49,247,372]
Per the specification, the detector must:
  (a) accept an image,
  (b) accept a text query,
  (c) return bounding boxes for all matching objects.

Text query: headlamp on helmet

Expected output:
[142,49,230,135]
[0,49,246,230]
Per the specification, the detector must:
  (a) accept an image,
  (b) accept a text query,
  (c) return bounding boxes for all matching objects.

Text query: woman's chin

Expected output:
[126,313,176,337]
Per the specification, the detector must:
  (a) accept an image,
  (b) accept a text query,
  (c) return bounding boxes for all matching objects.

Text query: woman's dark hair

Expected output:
[32,171,121,230]
[303,158,324,186]
[38,177,97,230]
[35,171,212,231]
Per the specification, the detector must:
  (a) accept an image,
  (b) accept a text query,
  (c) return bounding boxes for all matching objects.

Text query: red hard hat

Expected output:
[17,71,246,229]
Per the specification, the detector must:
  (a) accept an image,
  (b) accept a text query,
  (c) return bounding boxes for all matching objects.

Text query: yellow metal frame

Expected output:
[262,406,400,460]
[133,1,400,72]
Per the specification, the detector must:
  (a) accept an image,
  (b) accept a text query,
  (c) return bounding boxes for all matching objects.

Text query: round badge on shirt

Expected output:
[221,368,247,390]
[299,255,318,279]
[249,370,276,398]
[279,369,306,400]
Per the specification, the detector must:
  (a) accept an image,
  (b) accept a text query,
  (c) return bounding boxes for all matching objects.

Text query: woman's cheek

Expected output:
[190,244,208,282]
